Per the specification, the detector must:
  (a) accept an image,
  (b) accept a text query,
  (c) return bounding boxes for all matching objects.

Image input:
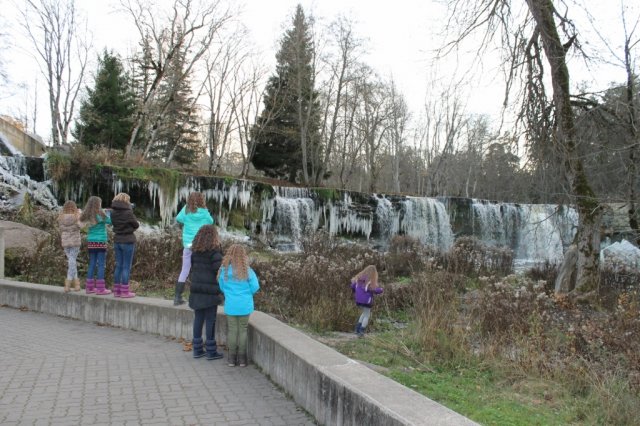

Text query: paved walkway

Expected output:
[0,307,315,426]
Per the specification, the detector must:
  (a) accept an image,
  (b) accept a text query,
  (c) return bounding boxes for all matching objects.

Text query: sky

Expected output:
[0,0,636,143]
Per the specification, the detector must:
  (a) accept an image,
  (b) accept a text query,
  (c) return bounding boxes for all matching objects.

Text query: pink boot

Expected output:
[119,284,136,298]
[94,279,112,295]
[85,278,96,294]
[113,284,121,297]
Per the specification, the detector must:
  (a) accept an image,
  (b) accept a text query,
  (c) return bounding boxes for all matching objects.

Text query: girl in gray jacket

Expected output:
[57,200,82,292]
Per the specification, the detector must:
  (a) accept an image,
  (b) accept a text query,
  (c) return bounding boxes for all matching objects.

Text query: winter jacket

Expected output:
[188,249,224,310]
[110,200,139,244]
[58,213,82,248]
[351,277,384,308]
[176,206,214,248]
[219,265,260,316]
[86,213,112,243]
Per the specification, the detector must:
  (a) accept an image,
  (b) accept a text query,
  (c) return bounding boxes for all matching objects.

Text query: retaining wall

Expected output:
[0,279,476,426]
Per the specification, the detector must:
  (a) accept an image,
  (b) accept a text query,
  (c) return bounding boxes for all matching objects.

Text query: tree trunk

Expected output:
[526,0,601,293]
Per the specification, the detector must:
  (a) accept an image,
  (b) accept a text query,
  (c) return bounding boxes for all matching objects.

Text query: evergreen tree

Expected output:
[251,4,322,183]
[73,51,136,151]
[150,47,202,165]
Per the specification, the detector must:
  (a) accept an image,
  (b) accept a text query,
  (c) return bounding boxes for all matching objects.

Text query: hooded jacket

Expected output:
[58,213,82,248]
[219,265,260,316]
[188,249,224,310]
[350,276,384,308]
[110,200,139,244]
[176,206,214,248]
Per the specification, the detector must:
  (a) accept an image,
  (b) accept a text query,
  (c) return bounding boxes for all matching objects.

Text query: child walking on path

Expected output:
[351,265,384,337]
[58,200,82,292]
[80,196,112,295]
[218,244,260,367]
[174,192,214,305]
[188,225,224,360]
[110,193,139,298]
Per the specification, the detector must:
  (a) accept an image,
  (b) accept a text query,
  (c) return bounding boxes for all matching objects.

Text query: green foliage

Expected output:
[44,151,72,181]
[315,188,339,202]
[72,50,136,152]
[251,5,322,183]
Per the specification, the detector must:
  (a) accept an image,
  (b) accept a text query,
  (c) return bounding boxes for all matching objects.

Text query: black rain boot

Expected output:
[355,322,362,335]
[205,340,223,360]
[173,281,185,306]
[192,338,205,358]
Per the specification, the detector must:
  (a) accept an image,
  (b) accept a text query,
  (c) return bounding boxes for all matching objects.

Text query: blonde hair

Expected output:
[60,200,78,216]
[352,265,378,290]
[186,192,206,213]
[113,192,130,203]
[79,196,106,225]
[218,244,249,281]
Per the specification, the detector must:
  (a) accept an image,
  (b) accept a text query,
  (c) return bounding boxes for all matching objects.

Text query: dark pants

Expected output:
[87,250,106,280]
[193,306,218,342]
[114,243,135,284]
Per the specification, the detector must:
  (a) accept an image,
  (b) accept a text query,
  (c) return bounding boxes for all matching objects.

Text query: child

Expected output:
[188,225,224,360]
[79,196,112,295]
[110,193,139,298]
[218,244,260,367]
[58,200,82,292]
[174,192,214,305]
[350,265,384,337]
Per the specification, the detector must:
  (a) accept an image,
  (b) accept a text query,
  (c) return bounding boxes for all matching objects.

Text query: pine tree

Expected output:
[150,47,202,165]
[251,4,322,183]
[73,51,136,152]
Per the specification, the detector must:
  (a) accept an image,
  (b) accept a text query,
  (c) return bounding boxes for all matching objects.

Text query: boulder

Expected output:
[0,220,50,253]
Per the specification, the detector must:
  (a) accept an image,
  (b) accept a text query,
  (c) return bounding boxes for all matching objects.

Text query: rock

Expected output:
[600,239,640,271]
[0,220,50,253]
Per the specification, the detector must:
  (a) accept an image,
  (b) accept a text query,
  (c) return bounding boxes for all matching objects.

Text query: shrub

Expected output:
[441,237,513,276]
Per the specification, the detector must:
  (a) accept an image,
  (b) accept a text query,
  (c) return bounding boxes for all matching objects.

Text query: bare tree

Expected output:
[387,79,410,193]
[445,0,603,292]
[21,0,89,145]
[121,0,233,159]
[315,16,364,185]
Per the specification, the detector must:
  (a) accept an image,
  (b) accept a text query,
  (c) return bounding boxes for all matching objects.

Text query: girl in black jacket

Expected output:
[188,225,224,360]
[110,193,140,298]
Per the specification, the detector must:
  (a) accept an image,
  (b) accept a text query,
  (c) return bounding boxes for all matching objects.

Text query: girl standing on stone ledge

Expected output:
[58,200,82,292]
[350,265,384,337]
[188,225,224,360]
[174,192,214,305]
[110,192,139,298]
[80,196,112,295]
[218,244,260,367]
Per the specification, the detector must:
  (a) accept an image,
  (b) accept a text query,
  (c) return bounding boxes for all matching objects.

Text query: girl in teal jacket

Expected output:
[79,196,112,295]
[218,244,260,367]
[174,192,214,305]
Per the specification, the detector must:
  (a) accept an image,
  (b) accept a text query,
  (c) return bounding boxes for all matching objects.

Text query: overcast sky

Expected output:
[0,0,637,142]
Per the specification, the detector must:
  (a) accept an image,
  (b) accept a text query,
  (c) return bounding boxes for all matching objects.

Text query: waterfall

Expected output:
[515,204,577,264]
[375,196,401,240]
[270,195,321,249]
[471,199,521,249]
[327,193,373,239]
[0,155,58,209]
[400,197,454,251]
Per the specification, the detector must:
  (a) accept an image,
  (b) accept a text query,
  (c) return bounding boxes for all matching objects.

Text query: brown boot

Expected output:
[64,279,71,293]
[72,278,81,291]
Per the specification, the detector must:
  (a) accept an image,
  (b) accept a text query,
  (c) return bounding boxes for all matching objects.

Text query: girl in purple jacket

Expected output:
[350,265,383,337]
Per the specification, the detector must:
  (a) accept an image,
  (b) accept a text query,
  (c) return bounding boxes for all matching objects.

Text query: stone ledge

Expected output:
[0,279,476,426]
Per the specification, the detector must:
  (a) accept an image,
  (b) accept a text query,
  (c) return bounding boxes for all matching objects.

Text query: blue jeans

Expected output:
[114,243,136,284]
[87,250,106,280]
[193,306,217,342]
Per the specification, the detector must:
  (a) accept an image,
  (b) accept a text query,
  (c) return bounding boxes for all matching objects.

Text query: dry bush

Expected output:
[441,237,513,276]
[471,276,552,336]
[411,271,469,361]
[385,235,433,276]
[525,261,559,292]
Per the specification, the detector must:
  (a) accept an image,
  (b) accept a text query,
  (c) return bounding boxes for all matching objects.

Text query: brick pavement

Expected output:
[0,307,315,426]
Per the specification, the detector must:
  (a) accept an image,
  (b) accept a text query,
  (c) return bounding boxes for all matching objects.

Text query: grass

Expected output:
[332,330,605,426]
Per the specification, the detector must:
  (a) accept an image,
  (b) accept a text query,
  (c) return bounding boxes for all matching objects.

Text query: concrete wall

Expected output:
[0,279,477,426]
[0,117,46,157]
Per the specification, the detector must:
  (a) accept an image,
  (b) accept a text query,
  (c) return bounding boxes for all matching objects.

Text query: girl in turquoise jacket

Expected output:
[174,192,214,305]
[218,244,260,367]
[79,196,112,295]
